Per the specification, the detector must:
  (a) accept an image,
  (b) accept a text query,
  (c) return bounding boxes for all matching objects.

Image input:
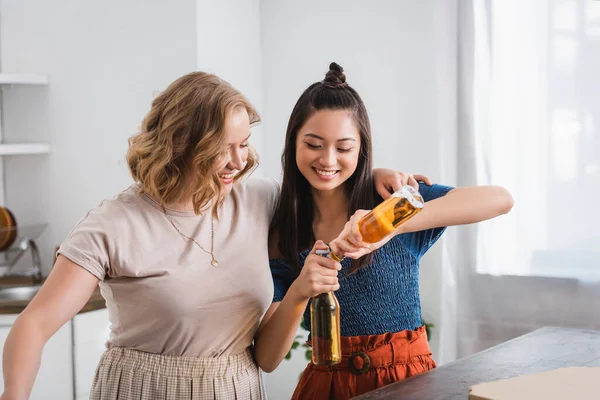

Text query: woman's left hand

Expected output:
[373,168,433,199]
[329,210,398,260]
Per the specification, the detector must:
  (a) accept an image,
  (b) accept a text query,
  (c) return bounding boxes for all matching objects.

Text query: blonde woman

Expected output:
[1,71,422,400]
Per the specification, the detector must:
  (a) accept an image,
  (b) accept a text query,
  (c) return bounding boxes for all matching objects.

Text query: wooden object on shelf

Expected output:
[0,207,17,250]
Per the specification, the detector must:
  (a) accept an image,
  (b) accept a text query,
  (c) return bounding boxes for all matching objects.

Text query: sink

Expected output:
[0,285,42,301]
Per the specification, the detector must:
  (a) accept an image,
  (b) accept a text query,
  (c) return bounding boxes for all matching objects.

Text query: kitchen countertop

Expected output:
[353,326,600,400]
[0,277,106,315]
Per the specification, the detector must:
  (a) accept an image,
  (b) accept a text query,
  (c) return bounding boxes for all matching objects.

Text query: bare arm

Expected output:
[333,185,514,258]
[399,185,514,233]
[1,256,99,400]
[254,240,340,373]
[254,296,307,373]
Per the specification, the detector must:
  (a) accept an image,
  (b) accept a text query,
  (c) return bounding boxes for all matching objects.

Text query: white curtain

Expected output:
[439,0,600,362]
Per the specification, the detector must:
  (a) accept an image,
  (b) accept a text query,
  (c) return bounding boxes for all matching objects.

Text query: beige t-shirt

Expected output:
[58,177,279,358]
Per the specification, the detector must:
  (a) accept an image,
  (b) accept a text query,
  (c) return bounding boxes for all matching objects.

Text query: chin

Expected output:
[220,182,234,197]
[307,177,341,192]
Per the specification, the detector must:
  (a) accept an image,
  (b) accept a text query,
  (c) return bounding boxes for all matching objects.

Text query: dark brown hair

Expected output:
[272,62,378,274]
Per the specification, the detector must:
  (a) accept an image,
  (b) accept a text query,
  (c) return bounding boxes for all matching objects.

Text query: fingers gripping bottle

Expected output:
[358,186,425,243]
[310,249,342,365]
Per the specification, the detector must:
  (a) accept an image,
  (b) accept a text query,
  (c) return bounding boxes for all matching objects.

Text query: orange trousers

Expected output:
[292,326,435,400]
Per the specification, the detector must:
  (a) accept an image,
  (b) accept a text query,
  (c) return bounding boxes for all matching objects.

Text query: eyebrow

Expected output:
[229,133,251,145]
[304,133,356,142]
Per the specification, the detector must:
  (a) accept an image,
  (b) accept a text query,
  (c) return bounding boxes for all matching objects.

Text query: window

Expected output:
[473,0,600,281]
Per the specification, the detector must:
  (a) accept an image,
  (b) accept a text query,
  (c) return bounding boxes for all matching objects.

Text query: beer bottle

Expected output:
[310,249,342,365]
[358,185,425,243]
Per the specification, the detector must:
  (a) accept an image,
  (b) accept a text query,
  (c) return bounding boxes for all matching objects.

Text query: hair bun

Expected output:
[323,62,347,88]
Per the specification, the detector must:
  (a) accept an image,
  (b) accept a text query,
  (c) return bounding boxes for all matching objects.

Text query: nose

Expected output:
[319,147,337,168]
[228,147,245,171]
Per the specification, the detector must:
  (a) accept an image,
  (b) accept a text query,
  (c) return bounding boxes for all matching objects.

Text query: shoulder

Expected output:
[234,177,281,219]
[237,177,280,198]
[98,185,148,217]
[71,185,149,234]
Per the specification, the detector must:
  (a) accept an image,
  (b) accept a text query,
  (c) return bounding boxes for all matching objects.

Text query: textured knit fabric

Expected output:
[292,327,434,400]
[271,183,453,337]
[90,346,266,400]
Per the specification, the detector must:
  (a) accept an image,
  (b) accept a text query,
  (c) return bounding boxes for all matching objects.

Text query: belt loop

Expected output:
[390,338,411,364]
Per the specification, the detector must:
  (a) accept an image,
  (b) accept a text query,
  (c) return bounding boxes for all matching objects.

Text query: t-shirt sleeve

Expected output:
[266,179,281,223]
[270,258,295,303]
[247,177,281,224]
[399,182,454,259]
[57,204,112,281]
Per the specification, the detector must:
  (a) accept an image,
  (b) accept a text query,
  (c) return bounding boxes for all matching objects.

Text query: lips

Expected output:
[219,171,236,184]
[312,167,340,181]
[314,168,338,176]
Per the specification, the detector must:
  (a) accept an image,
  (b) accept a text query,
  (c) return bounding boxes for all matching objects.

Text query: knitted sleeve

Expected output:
[399,182,454,259]
[270,258,295,302]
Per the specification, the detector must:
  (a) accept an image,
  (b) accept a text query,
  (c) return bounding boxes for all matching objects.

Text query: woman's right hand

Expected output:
[289,240,341,300]
[331,209,399,259]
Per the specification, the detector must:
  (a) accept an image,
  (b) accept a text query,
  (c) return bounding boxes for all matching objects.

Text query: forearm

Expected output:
[2,315,47,399]
[255,288,309,373]
[400,186,513,233]
[1,257,98,399]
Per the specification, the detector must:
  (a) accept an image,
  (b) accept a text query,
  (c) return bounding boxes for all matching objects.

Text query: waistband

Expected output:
[99,346,257,378]
[311,326,432,375]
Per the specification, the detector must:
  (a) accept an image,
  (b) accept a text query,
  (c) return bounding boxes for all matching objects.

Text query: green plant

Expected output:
[285,333,312,361]
[424,320,434,339]
[286,317,312,361]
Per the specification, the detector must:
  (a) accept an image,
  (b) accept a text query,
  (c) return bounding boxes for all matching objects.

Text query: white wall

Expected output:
[196,0,265,171]
[2,1,456,397]
[260,0,443,179]
[259,0,452,397]
[0,0,198,273]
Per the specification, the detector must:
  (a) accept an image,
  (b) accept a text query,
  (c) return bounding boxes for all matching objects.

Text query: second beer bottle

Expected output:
[310,249,342,365]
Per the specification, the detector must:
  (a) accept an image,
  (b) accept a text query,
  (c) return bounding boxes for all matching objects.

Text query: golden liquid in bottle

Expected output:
[310,292,341,365]
[358,187,424,243]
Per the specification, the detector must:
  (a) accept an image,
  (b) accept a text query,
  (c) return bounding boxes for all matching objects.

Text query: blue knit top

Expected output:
[270,183,453,337]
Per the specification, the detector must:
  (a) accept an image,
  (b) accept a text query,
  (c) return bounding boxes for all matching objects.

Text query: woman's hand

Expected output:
[373,168,433,199]
[329,209,398,260]
[289,241,341,299]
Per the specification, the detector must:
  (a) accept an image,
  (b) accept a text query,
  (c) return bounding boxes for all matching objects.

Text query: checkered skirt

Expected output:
[89,346,266,400]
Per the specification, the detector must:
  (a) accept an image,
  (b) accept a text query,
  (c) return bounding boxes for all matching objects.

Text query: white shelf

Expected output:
[0,144,50,155]
[0,73,49,85]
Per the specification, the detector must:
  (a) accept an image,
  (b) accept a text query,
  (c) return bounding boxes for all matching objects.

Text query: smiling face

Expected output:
[295,109,361,193]
[216,106,251,196]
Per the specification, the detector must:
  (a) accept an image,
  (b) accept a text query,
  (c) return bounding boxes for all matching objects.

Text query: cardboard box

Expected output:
[469,367,600,400]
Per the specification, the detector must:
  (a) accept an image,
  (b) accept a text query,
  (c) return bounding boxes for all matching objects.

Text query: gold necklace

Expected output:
[164,209,218,267]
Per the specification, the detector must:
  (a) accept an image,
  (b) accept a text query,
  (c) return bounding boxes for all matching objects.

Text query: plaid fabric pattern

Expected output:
[89,347,266,399]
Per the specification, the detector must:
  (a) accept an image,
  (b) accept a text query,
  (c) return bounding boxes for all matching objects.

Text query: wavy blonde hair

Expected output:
[127,72,260,216]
